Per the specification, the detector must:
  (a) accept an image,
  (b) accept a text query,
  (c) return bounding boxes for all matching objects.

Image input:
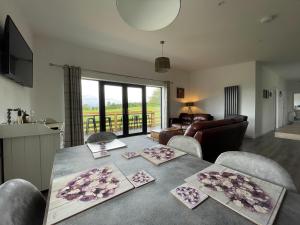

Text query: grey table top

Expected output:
[45,136,300,225]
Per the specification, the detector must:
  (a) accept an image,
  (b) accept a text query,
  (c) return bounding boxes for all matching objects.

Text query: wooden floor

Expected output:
[275,122,300,141]
[242,132,300,191]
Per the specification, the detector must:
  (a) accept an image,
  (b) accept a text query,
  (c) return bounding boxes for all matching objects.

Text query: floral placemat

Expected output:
[170,183,208,209]
[184,164,286,225]
[92,150,110,159]
[46,164,134,225]
[127,170,155,188]
[122,151,140,159]
[87,139,127,153]
[140,144,186,165]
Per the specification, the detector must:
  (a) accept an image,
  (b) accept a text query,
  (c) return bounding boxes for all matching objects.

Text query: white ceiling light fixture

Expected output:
[260,14,278,24]
[155,41,171,73]
[116,0,181,31]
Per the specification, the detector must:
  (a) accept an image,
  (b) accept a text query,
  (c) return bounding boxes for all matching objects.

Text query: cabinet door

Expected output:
[3,139,13,181]
[24,136,41,189]
[3,137,41,189]
[40,134,60,190]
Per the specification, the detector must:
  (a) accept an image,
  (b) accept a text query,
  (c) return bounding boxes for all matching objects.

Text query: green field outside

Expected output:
[83,103,161,133]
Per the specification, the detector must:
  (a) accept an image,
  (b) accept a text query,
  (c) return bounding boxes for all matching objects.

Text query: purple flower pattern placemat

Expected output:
[141,145,186,165]
[143,146,175,160]
[127,170,155,188]
[184,164,286,225]
[47,164,134,225]
[171,183,208,209]
[56,167,120,202]
[122,151,140,159]
[197,171,273,214]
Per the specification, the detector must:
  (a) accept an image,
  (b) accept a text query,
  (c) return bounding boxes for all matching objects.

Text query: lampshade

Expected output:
[116,0,181,31]
[155,57,171,73]
[155,41,171,73]
[185,102,194,107]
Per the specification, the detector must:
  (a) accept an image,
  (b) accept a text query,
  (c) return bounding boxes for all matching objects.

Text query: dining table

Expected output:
[43,135,300,225]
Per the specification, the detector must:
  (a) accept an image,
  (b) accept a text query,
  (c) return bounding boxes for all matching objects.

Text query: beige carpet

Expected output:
[275,122,300,141]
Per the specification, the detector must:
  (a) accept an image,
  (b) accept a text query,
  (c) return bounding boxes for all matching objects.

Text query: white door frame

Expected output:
[275,89,284,129]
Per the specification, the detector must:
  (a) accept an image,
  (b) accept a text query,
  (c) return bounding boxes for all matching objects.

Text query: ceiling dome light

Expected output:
[155,41,171,73]
[260,14,278,24]
[116,0,181,31]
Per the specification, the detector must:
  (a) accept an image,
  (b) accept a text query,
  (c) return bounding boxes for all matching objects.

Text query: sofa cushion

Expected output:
[171,123,182,129]
[193,113,211,121]
[184,119,233,137]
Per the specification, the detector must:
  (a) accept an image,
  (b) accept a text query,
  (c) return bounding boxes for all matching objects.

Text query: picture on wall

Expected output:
[263,90,273,99]
[177,87,185,98]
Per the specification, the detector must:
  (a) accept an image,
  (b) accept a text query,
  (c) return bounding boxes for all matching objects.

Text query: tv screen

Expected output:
[1,15,33,87]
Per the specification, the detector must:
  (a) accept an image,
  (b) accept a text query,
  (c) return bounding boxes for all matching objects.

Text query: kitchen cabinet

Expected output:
[0,123,60,190]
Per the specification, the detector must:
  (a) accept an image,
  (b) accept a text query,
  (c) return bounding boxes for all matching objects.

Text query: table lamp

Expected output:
[185,102,194,114]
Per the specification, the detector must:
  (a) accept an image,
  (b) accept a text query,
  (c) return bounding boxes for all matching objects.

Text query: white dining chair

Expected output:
[0,179,46,225]
[167,135,202,158]
[86,132,117,143]
[215,151,297,192]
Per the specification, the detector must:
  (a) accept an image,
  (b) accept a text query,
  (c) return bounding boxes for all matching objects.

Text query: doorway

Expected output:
[81,79,162,138]
[294,93,300,120]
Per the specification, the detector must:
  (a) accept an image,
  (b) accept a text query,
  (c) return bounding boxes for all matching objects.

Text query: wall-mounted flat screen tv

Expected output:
[0,15,33,87]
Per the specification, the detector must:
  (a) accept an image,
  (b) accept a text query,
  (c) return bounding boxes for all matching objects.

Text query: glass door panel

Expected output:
[81,79,100,141]
[104,85,123,135]
[146,86,162,132]
[82,80,162,137]
[128,87,143,134]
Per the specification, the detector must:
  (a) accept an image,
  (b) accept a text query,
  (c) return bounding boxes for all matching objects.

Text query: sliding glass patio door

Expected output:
[127,86,146,135]
[103,84,124,136]
[81,80,101,138]
[101,81,146,136]
[82,79,161,139]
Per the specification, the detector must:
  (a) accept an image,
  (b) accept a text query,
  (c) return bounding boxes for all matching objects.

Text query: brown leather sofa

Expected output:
[170,113,214,129]
[160,115,248,162]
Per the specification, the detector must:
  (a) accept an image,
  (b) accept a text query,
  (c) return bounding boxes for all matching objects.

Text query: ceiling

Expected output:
[15,0,300,72]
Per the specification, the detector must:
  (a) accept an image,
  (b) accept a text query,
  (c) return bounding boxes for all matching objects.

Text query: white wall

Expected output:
[255,63,288,136]
[189,61,256,138]
[287,81,300,111]
[31,35,190,122]
[0,0,33,123]
[294,93,300,106]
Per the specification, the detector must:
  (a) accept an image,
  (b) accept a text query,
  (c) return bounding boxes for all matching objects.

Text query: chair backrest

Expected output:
[215,151,297,192]
[167,135,202,158]
[86,132,117,143]
[0,179,46,225]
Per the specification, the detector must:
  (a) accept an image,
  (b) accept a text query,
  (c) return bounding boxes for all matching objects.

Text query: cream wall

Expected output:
[189,62,256,138]
[287,81,300,111]
[0,0,33,123]
[255,63,288,137]
[31,36,191,123]
[294,94,300,106]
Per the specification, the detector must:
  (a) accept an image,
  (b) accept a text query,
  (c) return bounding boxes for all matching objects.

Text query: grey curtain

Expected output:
[64,65,84,147]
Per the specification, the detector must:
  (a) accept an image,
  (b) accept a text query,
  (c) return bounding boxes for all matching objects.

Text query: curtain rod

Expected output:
[49,63,172,84]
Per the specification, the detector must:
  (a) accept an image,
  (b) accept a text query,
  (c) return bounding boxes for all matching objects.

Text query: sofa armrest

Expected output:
[159,129,184,145]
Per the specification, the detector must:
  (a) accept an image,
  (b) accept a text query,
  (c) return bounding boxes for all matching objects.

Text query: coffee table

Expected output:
[148,127,182,142]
